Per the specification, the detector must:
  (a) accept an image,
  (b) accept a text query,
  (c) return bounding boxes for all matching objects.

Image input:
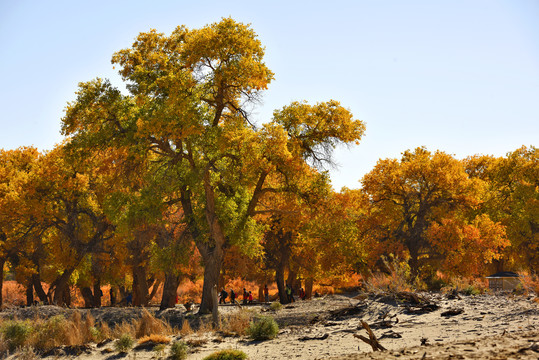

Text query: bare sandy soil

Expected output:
[2,291,538,359]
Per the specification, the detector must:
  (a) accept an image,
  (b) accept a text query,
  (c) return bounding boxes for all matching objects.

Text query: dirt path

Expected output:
[3,291,538,359]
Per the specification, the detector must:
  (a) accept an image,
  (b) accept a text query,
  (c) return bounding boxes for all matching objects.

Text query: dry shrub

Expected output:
[0,319,33,352]
[186,338,208,347]
[135,308,173,338]
[196,318,215,334]
[32,315,71,350]
[98,321,112,339]
[519,273,539,295]
[448,276,488,295]
[247,315,278,341]
[313,284,336,296]
[221,309,252,336]
[115,333,134,353]
[179,318,193,336]
[138,334,170,345]
[170,340,188,360]
[177,280,203,304]
[2,281,26,307]
[365,270,412,294]
[111,321,136,339]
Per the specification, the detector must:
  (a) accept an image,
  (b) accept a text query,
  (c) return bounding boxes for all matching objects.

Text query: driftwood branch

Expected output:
[353,320,387,351]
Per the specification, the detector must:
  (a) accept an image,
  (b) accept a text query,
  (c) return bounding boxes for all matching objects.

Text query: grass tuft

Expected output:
[202,349,248,360]
[169,340,188,360]
[115,333,135,353]
[248,315,279,341]
[0,319,33,352]
[269,302,282,311]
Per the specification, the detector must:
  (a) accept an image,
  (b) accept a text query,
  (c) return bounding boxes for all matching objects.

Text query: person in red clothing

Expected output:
[248,291,253,304]
[298,287,306,300]
[263,284,269,303]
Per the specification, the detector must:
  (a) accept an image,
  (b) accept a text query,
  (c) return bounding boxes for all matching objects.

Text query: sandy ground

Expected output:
[3,291,538,359]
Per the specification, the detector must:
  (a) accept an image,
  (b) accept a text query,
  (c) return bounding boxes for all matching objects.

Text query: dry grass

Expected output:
[137,334,171,345]
[364,256,412,294]
[185,338,208,347]
[2,281,26,307]
[0,308,180,356]
[221,309,253,336]
[179,318,193,336]
[447,276,488,294]
[0,312,103,355]
[519,273,539,295]
[111,320,136,339]
[135,307,173,338]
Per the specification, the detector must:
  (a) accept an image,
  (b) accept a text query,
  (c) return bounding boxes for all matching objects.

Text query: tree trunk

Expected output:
[160,273,180,310]
[258,285,264,302]
[0,258,5,308]
[53,268,74,306]
[198,243,224,313]
[132,265,149,306]
[305,277,314,299]
[32,273,48,303]
[196,175,229,314]
[275,262,288,304]
[148,278,162,303]
[93,280,102,308]
[26,280,34,306]
[63,286,72,307]
[80,287,94,308]
[212,285,219,329]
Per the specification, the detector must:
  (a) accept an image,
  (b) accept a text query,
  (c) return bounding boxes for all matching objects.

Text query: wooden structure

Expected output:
[486,271,521,291]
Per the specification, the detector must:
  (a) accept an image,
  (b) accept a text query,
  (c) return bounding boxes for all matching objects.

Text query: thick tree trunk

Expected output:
[275,263,288,304]
[26,280,34,306]
[198,175,227,314]
[198,244,224,313]
[80,287,94,308]
[305,277,314,299]
[132,266,149,306]
[53,269,74,306]
[258,285,264,302]
[63,287,71,307]
[93,280,102,308]
[160,273,180,310]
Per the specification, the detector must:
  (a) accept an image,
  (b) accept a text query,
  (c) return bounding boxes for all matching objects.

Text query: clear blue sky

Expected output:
[1,0,538,190]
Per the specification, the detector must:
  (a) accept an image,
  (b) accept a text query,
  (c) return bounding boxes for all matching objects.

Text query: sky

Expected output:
[1,0,538,190]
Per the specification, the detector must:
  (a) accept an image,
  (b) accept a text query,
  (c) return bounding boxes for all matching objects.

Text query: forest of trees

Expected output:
[0,19,537,312]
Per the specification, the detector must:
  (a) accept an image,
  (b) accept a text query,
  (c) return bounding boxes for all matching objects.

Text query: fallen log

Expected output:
[299,333,329,341]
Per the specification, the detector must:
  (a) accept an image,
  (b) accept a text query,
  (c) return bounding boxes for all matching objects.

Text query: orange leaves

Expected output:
[360,147,502,277]
[428,215,508,276]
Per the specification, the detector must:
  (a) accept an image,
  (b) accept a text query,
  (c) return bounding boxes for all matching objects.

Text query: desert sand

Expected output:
[3,291,538,359]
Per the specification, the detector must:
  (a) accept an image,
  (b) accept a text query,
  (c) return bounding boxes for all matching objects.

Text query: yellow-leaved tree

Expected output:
[361,147,508,281]
[61,18,365,312]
